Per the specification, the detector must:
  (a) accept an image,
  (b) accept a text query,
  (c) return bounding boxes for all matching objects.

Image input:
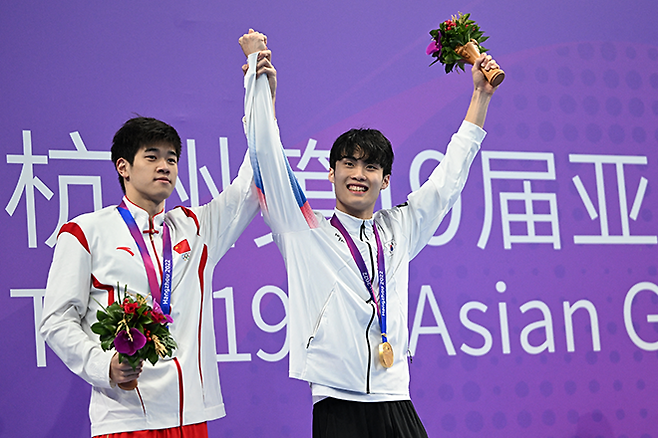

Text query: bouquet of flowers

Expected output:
[91,285,177,388]
[427,12,504,86]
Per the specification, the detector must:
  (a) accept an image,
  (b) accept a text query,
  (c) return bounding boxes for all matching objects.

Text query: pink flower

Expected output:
[426,40,441,56]
[114,328,147,356]
[151,300,173,324]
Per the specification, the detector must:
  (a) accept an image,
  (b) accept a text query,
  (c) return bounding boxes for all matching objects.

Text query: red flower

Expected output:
[123,302,139,314]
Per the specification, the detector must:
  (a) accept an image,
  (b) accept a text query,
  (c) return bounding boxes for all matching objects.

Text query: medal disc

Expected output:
[379,341,394,368]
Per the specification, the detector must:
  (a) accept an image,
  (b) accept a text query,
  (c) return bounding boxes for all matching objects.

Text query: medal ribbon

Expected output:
[117,201,173,315]
[330,214,387,343]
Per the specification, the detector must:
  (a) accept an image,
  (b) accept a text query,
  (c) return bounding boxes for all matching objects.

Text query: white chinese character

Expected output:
[478,151,561,250]
[45,132,109,247]
[570,154,656,245]
[174,137,236,208]
[48,131,111,161]
[286,138,335,217]
[5,130,54,248]
[500,180,560,249]
[294,138,330,171]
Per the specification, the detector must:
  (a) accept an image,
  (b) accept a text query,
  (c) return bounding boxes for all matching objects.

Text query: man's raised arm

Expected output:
[240,29,319,235]
[464,53,499,128]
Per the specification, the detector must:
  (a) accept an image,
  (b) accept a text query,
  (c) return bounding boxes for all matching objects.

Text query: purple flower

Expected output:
[426,40,441,56]
[114,328,147,356]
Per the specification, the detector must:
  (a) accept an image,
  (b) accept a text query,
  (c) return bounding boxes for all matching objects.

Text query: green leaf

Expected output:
[91,323,112,337]
[147,350,159,365]
[123,354,141,370]
[106,305,123,320]
[91,322,104,335]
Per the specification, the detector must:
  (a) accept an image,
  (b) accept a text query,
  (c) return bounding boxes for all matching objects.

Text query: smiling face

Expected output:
[329,152,390,219]
[116,143,178,216]
[328,128,394,220]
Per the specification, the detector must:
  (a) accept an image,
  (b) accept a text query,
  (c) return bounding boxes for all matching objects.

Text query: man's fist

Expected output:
[239,29,268,57]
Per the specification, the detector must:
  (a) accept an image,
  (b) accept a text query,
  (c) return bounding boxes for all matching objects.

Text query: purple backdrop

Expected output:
[2,1,658,437]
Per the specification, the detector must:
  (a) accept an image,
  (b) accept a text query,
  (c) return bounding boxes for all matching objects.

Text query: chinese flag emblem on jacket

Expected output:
[174,239,191,261]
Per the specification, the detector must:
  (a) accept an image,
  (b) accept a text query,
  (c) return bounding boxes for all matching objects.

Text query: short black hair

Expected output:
[329,128,394,176]
[111,117,182,193]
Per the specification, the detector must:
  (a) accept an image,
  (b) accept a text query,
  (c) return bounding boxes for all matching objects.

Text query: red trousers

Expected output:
[94,422,207,438]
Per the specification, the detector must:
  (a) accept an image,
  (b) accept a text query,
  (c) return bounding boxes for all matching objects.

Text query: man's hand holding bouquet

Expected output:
[91,285,177,390]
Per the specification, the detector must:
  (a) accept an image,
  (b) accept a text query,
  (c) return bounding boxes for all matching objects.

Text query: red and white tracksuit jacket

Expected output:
[40,153,258,436]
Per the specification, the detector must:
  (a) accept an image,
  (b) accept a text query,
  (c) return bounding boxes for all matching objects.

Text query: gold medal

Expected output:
[379,341,394,368]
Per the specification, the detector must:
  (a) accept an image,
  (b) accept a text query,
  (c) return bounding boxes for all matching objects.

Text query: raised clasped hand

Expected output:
[239,28,268,57]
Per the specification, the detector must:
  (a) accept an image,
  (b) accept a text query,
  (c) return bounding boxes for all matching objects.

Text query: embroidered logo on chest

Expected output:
[173,239,191,261]
[386,239,396,256]
[116,246,134,256]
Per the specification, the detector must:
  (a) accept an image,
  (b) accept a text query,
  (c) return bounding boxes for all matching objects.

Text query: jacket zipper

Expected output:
[360,222,376,280]
[361,221,377,394]
[365,299,376,394]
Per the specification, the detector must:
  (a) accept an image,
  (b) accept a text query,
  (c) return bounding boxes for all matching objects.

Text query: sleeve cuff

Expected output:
[458,120,487,143]
[91,349,116,389]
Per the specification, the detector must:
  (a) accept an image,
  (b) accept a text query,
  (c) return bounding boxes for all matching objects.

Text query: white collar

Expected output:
[123,196,166,231]
[333,208,374,236]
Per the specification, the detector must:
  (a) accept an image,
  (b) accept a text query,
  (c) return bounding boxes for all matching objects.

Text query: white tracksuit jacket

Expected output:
[40,153,258,436]
[243,52,485,400]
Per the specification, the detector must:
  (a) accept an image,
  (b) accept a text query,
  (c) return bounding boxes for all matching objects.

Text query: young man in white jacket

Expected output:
[40,117,260,437]
[239,29,499,437]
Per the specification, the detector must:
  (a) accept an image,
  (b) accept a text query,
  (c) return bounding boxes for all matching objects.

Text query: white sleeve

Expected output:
[243,52,318,235]
[39,231,115,389]
[189,149,260,263]
[398,120,485,259]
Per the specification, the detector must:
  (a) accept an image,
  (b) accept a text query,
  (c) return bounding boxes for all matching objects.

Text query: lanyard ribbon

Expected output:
[330,214,387,343]
[117,201,173,315]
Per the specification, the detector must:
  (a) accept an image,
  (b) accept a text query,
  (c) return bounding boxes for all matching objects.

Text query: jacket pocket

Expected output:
[307,287,336,348]
[303,281,374,391]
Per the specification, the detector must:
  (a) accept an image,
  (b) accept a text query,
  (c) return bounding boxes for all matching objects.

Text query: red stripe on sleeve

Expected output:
[58,222,90,253]
[92,276,115,306]
[197,245,208,388]
[175,206,200,235]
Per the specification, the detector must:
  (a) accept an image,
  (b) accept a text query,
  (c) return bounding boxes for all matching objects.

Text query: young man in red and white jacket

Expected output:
[40,116,264,437]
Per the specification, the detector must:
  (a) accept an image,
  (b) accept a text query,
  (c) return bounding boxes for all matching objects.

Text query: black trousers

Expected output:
[313,398,429,438]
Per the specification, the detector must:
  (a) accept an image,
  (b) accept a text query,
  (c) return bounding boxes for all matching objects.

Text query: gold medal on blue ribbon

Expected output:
[379,339,394,368]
